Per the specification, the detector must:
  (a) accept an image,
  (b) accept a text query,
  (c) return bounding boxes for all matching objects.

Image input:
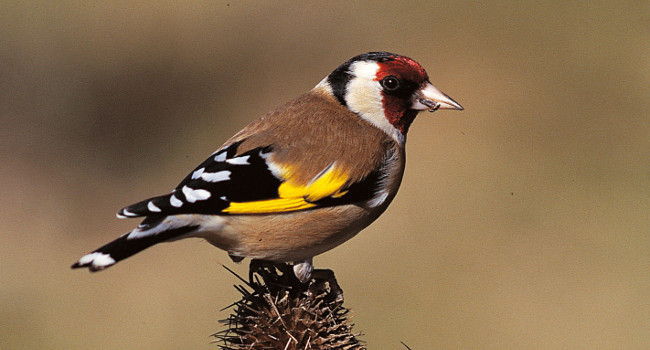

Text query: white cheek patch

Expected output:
[346,61,404,144]
[346,61,383,116]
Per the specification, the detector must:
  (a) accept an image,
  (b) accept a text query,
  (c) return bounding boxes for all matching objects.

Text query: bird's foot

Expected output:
[292,259,343,301]
[292,258,313,283]
[247,259,343,301]
[312,268,344,302]
[248,259,292,283]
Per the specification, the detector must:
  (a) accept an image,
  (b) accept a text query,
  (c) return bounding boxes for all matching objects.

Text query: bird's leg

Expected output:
[312,268,344,302]
[292,258,344,301]
[292,258,314,283]
[249,259,277,283]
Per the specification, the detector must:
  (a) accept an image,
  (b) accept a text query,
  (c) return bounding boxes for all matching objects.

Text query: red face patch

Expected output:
[374,56,429,134]
[375,56,429,83]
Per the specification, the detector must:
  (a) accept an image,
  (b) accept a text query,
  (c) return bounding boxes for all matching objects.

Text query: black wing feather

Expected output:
[117,142,281,218]
[117,141,384,218]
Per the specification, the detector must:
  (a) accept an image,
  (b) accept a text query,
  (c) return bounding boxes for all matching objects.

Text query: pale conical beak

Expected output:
[411,82,463,112]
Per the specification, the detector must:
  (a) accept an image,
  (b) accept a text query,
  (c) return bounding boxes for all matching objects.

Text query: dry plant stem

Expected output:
[215,261,366,350]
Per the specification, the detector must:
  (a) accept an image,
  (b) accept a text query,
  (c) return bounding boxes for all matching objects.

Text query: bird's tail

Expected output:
[71,217,198,272]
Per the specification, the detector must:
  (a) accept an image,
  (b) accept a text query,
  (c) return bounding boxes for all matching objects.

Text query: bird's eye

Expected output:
[380,76,400,91]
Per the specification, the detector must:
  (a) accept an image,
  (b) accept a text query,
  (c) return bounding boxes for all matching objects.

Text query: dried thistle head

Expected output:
[214,263,366,350]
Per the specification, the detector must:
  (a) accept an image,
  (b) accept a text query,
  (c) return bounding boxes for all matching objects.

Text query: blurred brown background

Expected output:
[1,1,648,349]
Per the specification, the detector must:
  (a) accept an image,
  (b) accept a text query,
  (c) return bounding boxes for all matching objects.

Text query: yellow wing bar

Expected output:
[222,164,349,214]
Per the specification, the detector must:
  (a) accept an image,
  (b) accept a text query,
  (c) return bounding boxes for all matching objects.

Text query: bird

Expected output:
[71,51,463,283]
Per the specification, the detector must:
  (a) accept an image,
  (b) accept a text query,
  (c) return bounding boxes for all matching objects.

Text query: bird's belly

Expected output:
[197,204,383,262]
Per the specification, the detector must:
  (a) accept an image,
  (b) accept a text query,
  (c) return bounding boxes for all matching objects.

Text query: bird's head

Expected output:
[316,51,463,142]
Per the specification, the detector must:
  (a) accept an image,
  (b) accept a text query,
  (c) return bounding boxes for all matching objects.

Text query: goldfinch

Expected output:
[72,51,463,282]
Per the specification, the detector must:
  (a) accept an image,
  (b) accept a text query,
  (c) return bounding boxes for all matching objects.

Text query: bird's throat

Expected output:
[385,109,417,134]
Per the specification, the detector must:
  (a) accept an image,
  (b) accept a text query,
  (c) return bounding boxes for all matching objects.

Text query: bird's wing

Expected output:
[116,139,384,218]
[117,91,394,218]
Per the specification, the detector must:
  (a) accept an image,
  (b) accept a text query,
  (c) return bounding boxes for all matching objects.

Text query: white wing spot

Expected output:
[92,253,116,267]
[170,194,183,207]
[214,152,227,162]
[220,196,228,201]
[122,208,137,217]
[182,185,211,203]
[226,155,250,165]
[116,213,127,219]
[78,252,115,268]
[259,149,272,159]
[147,201,161,212]
[201,170,231,182]
[78,252,99,265]
[191,167,205,179]
[265,159,285,179]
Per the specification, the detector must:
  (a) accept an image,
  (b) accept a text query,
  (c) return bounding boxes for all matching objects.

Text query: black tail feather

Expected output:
[72,225,199,271]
